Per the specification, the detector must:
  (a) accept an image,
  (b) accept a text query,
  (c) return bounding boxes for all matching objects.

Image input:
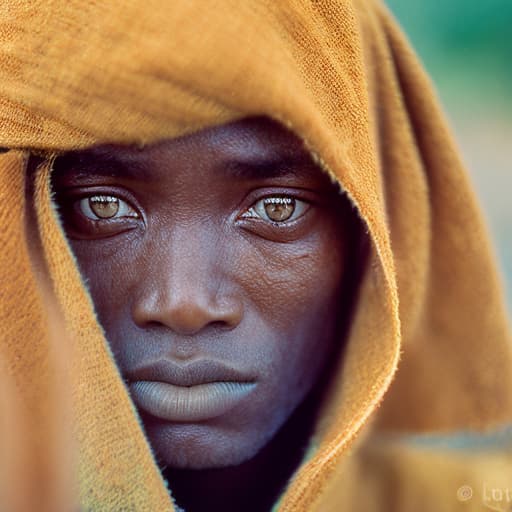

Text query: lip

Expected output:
[126,358,257,422]
[130,380,256,422]
[127,358,255,386]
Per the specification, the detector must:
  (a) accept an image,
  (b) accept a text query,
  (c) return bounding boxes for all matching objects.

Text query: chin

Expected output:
[144,420,274,469]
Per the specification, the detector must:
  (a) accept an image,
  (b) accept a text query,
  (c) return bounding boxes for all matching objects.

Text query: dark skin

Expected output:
[49,117,364,512]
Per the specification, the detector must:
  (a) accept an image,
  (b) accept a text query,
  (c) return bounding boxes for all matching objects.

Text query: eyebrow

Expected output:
[220,152,315,180]
[53,149,148,180]
[53,147,316,182]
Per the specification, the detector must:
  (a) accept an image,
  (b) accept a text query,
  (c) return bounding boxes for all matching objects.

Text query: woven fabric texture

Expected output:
[1,0,511,510]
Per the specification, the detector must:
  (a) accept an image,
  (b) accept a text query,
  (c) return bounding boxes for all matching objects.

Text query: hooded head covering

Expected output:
[1,1,511,511]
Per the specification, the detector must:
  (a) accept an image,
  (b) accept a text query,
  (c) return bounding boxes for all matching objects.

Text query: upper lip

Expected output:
[126,358,254,387]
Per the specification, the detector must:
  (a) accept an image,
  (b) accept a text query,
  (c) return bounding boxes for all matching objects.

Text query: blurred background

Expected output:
[386,0,512,315]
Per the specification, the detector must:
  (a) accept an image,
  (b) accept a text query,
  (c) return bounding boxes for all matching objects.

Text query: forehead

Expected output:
[53,116,331,185]
[104,117,303,161]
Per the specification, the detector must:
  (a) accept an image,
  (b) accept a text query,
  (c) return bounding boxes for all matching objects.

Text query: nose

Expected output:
[131,231,243,336]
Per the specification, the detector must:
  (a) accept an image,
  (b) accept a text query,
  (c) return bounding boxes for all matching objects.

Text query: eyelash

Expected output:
[55,189,315,243]
[240,196,309,224]
[72,193,309,225]
[78,195,139,221]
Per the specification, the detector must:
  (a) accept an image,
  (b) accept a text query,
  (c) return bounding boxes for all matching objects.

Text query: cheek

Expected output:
[239,229,347,331]
[236,228,347,405]
[67,239,139,334]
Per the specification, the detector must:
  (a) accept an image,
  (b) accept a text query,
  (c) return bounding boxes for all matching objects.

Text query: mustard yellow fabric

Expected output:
[1,1,511,511]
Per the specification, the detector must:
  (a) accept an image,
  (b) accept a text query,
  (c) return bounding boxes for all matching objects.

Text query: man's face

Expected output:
[51,117,354,469]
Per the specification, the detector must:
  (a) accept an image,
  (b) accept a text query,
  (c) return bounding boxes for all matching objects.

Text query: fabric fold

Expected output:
[1,1,511,510]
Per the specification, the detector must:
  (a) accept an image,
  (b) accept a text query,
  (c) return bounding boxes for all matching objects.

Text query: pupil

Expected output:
[89,197,119,219]
[264,199,295,222]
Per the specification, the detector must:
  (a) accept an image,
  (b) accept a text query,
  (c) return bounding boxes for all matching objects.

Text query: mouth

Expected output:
[127,358,257,422]
[130,380,256,422]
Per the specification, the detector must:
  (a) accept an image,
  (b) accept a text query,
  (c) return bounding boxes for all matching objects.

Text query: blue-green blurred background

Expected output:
[386,0,512,315]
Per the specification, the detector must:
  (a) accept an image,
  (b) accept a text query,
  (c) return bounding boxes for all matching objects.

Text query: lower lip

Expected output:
[129,380,256,422]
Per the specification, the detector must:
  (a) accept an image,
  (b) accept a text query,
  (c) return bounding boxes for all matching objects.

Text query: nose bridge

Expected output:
[165,223,218,299]
[132,223,242,334]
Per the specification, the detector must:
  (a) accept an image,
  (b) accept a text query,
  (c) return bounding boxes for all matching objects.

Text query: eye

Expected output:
[78,195,139,220]
[242,196,309,223]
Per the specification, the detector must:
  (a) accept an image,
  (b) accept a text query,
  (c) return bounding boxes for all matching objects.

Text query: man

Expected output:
[1,1,511,511]
[49,115,364,511]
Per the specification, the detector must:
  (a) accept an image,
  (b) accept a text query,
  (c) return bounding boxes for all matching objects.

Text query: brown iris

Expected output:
[263,197,295,222]
[89,197,120,219]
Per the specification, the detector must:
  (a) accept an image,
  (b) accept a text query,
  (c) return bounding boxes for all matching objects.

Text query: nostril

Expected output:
[132,294,243,336]
[144,319,236,337]
[144,320,168,330]
[131,274,244,335]
[209,320,235,331]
